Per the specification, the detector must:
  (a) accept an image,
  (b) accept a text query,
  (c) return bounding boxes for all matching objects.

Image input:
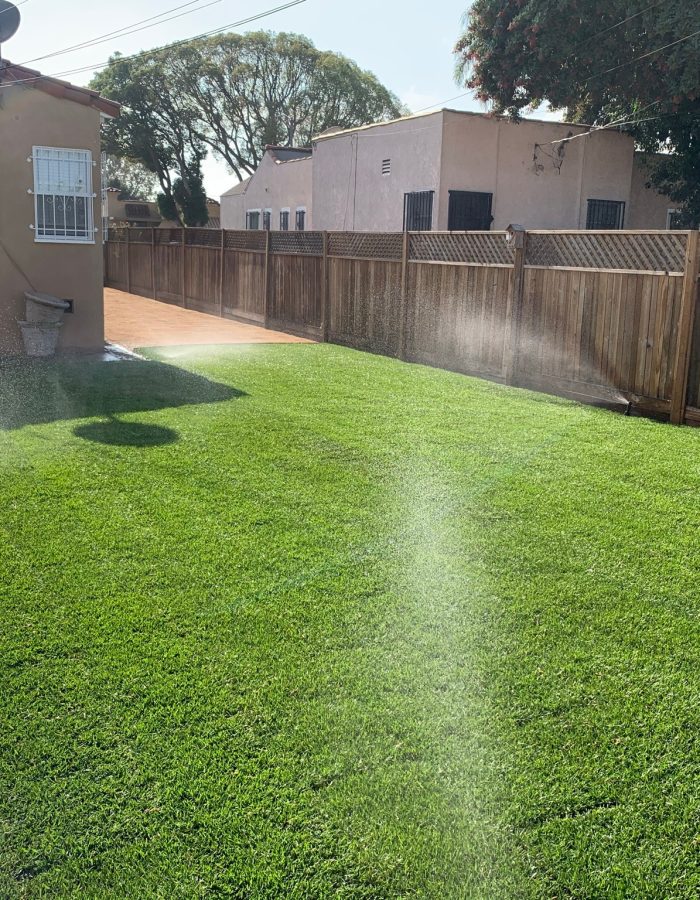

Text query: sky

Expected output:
[3,0,559,197]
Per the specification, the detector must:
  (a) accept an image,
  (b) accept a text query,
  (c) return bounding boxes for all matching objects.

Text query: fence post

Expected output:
[181,228,187,309]
[670,229,700,424]
[504,228,528,385]
[125,226,131,294]
[398,230,410,360]
[151,228,156,299]
[321,232,330,342]
[263,229,272,328]
[218,229,225,317]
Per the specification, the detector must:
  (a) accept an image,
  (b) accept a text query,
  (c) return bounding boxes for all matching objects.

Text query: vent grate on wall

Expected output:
[381,158,391,175]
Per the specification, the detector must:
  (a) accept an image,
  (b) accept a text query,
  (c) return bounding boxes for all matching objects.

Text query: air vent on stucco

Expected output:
[381,159,391,176]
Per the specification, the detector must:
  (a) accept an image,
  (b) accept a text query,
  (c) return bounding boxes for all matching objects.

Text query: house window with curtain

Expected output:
[263,209,272,231]
[32,146,95,243]
[280,209,290,231]
[246,209,261,230]
[295,208,306,231]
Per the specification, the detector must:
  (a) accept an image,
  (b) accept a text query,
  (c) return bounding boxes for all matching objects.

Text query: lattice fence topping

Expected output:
[224,230,267,251]
[329,232,403,260]
[154,228,183,245]
[270,232,323,256]
[107,228,127,243]
[127,227,153,244]
[526,231,688,273]
[409,232,515,266]
[185,228,222,248]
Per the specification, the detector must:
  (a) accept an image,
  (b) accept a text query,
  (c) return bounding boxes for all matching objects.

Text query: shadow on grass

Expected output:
[73,419,180,447]
[0,355,244,432]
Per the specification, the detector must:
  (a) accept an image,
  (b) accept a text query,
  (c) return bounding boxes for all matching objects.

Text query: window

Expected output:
[448,191,493,231]
[280,209,290,231]
[586,199,625,230]
[295,208,306,231]
[263,209,272,231]
[125,203,150,219]
[403,191,434,231]
[667,209,683,230]
[32,147,94,243]
[381,158,391,176]
[246,209,261,230]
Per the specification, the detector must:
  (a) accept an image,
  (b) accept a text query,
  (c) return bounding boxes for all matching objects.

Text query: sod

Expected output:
[1,343,699,898]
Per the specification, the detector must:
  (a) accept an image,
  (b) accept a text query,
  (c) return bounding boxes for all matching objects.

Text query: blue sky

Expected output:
[5,0,555,195]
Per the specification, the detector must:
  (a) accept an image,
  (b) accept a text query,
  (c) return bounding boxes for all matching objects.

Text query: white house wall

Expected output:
[221,154,312,230]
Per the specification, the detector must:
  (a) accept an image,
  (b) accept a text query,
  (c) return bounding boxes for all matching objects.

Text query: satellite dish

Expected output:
[0,1,21,52]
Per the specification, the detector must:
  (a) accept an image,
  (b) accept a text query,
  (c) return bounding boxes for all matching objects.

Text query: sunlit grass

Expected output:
[1,343,699,897]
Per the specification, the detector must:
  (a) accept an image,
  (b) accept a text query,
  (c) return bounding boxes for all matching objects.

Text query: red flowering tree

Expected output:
[455,1,700,222]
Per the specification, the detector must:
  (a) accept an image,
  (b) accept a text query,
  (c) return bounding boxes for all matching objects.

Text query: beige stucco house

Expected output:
[222,109,677,234]
[220,146,312,231]
[0,61,119,355]
[104,192,222,229]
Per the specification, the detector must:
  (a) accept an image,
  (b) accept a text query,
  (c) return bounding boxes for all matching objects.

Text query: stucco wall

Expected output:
[221,154,312,230]
[0,85,105,355]
[312,112,444,231]
[628,154,677,229]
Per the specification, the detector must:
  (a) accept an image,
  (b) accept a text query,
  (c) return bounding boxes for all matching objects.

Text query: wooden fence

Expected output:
[105,226,700,425]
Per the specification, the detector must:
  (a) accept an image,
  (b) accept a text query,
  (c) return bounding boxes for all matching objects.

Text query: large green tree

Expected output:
[104,156,158,201]
[455,1,700,221]
[92,31,404,194]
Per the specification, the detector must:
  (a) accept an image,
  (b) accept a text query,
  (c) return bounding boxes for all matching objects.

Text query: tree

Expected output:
[91,53,206,225]
[92,32,405,188]
[104,155,158,201]
[454,1,700,221]
[158,168,210,227]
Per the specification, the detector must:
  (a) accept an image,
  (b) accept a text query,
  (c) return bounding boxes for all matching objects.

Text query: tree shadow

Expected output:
[0,356,245,432]
[73,418,180,447]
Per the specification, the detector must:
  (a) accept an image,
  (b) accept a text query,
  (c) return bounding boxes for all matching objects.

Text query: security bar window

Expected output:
[280,209,290,231]
[295,208,306,231]
[33,147,94,243]
[263,209,272,231]
[403,190,434,231]
[586,199,625,230]
[246,209,260,230]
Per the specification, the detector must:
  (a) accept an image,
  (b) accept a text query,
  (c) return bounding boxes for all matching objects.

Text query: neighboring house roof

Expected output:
[266,145,312,163]
[0,60,120,118]
[221,176,251,197]
[311,108,593,142]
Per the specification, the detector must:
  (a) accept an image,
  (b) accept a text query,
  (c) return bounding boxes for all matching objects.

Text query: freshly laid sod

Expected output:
[1,343,700,898]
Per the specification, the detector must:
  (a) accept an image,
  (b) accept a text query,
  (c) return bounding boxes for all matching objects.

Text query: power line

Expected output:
[0,0,308,88]
[0,0,29,18]
[19,0,222,67]
[581,0,666,46]
[585,26,700,84]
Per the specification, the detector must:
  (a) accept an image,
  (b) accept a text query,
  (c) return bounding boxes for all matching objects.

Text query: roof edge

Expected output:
[0,61,120,118]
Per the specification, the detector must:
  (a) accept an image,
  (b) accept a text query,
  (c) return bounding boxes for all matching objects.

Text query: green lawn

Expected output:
[2,343,700,898]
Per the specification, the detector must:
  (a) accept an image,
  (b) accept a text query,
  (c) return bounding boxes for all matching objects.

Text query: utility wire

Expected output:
[0,0,29,18]
[580,0,667,45]
[585,26,700,83]
[0,0,307,87]
[20,0,222,66]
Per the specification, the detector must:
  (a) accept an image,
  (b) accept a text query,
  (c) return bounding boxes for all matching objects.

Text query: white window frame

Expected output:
[667,209,681,230]
[32,146,96,244]
[295,206,307,232]
[279,207,290,231]
[246,208,261,230]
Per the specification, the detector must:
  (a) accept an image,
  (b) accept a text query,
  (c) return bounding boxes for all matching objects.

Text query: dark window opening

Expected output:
[246,210,260,230]
[125,203,151,218]
[403,191,434,231]
[263,210,271,231]
[295,209,306,231]
[448,190,493,231]
[586,199,625,230]
[280,210,289,231]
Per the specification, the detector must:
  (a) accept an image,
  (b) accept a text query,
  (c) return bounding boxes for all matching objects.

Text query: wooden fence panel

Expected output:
[128,243,153,298]
[517,267,683,405]
[222,250,266,323]
[328,257,402,355]
[154,243,184,305]
[184,246,220,314]
[406,262,513,378]
[105,242,127,291]
[267,254,323,338]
